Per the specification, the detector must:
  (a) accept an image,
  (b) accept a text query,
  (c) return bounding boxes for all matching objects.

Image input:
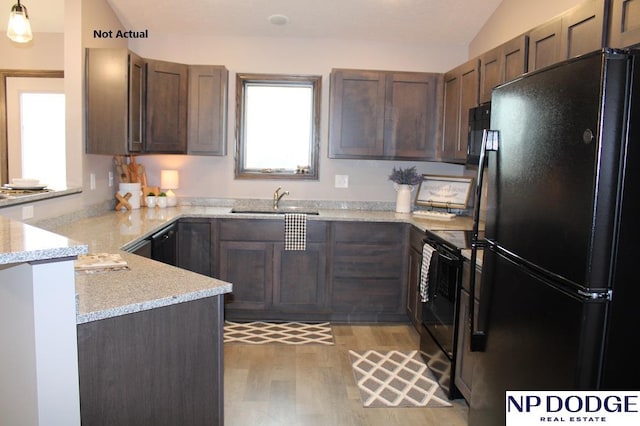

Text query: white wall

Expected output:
[130,35,468,203]
[469,0,585,57]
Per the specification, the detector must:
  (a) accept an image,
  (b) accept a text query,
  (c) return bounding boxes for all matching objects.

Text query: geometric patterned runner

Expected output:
[224,321,334,345]
[349,350,452,408]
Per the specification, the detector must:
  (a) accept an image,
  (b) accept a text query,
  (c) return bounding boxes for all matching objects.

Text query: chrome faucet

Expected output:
[273,187,289,210]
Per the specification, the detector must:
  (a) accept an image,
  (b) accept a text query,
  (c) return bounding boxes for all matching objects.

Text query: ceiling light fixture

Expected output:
[7,0,32,43]
[268,14,289,26]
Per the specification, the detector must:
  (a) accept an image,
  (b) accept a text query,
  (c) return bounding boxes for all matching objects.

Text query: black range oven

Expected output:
[419,229,477,399]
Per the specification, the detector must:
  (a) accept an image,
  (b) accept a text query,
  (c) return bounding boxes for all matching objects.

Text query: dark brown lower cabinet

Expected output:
[406,226,424,328]
[177,218,216,276]
[219,219,329,321]
[455,257,482,402]
[331,222,408,321]
[77,296,224,426]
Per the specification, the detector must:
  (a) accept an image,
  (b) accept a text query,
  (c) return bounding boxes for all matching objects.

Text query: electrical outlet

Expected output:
[108,171,114,187]
[335,174,349,188]
[90,173,96,190]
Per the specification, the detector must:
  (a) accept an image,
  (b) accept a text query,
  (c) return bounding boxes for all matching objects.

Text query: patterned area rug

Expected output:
[224,321,334,345]
[349,350,452,408]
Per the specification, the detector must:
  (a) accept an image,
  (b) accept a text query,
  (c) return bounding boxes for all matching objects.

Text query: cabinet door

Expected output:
[273,242,327,312]
[609,0,640,48]
[561,0,605,59]
[528,17,562,72]
[479,46,502,104]
[328,69,386,158]
[177,219,214,276]
[219,241,273,311]
[383,72,442,160]
[86,48,136,155]
[406,245,423,328]
[502,35,529,82]
[440,59,479,163]
[455,288,473,402]
[128,52,145,153]
[187,65,228,156]
[146,59,188,153]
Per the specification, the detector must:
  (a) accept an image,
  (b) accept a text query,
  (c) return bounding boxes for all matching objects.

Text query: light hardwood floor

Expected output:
[224,324,469,426]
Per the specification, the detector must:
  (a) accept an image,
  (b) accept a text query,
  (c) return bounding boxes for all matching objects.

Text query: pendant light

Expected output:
[7,0,32,43]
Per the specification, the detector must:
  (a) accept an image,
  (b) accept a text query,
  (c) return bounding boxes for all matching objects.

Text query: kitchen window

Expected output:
[235,74,321,180]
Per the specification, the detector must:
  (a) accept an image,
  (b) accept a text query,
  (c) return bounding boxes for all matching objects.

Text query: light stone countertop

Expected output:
[24,205,476,324]
[0,216,88,265]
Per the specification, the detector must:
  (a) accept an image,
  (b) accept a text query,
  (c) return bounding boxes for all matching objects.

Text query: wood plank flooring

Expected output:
[224,324,469,425]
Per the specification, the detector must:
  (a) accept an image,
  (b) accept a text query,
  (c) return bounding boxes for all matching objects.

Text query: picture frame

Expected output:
[414,174,474,209]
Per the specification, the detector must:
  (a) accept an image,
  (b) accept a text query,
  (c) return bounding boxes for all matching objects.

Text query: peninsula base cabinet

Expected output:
[77,296,224,426]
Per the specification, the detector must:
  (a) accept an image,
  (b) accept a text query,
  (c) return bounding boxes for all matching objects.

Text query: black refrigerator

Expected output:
[468,49,640,426]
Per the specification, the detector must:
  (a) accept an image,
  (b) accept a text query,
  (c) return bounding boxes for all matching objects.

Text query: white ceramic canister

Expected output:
[118,182,142,209]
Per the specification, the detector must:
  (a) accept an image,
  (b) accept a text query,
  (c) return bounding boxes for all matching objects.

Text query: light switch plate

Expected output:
[22,205,34,220]
[335,175,349,188]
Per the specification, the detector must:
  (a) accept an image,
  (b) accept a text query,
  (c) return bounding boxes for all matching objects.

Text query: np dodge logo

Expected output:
[506,391,640,425]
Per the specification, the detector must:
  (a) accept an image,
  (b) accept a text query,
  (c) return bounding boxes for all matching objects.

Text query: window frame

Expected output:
[235,73,321,180]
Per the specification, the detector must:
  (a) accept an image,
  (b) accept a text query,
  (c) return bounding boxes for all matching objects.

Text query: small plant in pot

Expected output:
[157,192,168,208]
[388,166,422,213]
[146,191,157,208]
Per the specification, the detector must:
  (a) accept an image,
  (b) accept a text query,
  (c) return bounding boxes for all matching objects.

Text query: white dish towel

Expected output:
[284,213,307,251]
[420,243,436,302]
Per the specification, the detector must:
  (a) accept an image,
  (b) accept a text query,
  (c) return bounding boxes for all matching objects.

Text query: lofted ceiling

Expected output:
[2,0,503,46]
[105,0,503,45]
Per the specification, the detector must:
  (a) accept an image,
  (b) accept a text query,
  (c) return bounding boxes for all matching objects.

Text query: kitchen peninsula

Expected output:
[9,204,473,425]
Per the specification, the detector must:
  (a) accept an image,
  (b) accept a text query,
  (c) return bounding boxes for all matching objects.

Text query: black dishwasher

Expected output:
[151,223,178,266]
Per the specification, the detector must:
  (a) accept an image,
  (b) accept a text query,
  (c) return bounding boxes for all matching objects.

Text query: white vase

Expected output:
[157,197,167,208]
[395,184,413,213]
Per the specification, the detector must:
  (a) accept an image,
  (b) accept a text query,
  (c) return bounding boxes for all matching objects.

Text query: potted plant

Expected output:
[157,192,168,208]
[146,191,157,208]
[388,166,422,213]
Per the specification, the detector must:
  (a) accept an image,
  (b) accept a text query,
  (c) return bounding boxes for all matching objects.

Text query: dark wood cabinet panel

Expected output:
[178,218,215,277]
[329,69,386,158]
[329,69,442,160]
[219,241,273,311]
[86,48,145,155]
[273,242,327,312]
[145,59,188,153]
[331,222,407,317]
[528,17,563,72]
[406,226,424,328]
[479,46,502,104]
[440,59,479,163]
[187,65,228,155]
[502,35,529,82]
[609,0,640,48]
[383,72,442,159]
[77,296,224,426]
[561,0,605,59]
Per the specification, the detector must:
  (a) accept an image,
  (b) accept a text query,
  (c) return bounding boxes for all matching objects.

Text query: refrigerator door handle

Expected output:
[469,129,499,352]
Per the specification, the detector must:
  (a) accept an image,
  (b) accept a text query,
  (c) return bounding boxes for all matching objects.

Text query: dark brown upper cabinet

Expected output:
[608,0,640,48]
[187,65,228,156]
[329,69,442,160]
[479,35,528,103]
[440,59,479,163]
[560,0,605,59]
[145,59,189,154]
[86,48,145,155]
[528,17,563,72]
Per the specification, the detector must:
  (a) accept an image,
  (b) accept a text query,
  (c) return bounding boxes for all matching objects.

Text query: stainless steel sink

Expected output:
[231,206,319,215]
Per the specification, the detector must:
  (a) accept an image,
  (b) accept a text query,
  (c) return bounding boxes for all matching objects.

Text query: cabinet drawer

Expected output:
[333,222,405,244]
[332,278,403,313]
[219,219,327,242]
[333,243,403,278]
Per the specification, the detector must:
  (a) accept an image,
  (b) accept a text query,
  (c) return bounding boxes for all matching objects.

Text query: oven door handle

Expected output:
[422,239,458,264]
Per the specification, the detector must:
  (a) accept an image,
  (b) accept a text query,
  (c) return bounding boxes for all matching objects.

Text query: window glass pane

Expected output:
[244,85,312,170]
[236,74,320,180]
